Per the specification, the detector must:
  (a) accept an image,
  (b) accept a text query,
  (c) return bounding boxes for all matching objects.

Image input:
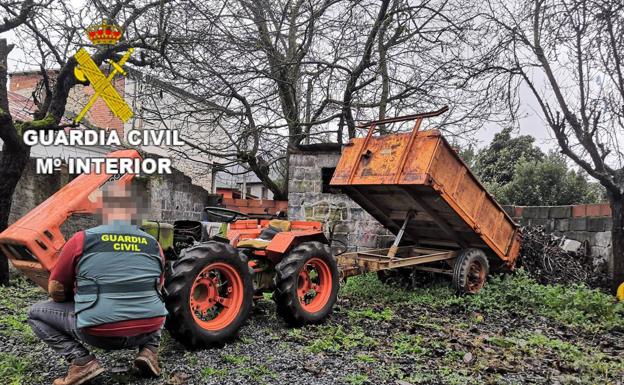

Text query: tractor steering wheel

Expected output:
[204,206,249,223]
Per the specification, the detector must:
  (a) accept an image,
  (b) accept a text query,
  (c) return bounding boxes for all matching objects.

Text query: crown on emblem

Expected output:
[86,20,123,45]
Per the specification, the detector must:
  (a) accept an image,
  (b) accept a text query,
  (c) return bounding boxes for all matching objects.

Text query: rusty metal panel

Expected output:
[331,126,520,269]
[399,133,440,184]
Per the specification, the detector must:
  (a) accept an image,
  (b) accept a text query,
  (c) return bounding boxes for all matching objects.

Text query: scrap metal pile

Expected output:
[518,226,608,288]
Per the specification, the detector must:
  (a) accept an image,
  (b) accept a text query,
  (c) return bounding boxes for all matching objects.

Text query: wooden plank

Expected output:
[337,249,457,272]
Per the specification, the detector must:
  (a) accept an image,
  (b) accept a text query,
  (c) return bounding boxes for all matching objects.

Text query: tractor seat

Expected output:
[265,219,291,232]
[237,238,271,249]
[237,220,292,249]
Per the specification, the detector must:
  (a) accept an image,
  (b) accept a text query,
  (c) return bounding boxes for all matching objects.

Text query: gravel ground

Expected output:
[1,274,623,385]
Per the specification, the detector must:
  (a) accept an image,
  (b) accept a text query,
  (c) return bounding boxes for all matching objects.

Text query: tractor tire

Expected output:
[273,242,339,326]
[452,248,489,294]
[164,242,253,349]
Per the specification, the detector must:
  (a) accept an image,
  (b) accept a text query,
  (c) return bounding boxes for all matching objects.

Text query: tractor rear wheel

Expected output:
[273,242,339,325]
[164,242,253,349]
[452,248,489,294]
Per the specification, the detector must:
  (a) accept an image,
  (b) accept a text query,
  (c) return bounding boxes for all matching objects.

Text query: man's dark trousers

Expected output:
[28,300,161,363]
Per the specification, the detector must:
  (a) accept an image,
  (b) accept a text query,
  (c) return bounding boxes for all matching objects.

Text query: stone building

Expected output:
[287,144,394,251]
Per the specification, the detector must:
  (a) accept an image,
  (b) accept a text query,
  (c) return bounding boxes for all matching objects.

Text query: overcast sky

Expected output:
[1,27,557,152]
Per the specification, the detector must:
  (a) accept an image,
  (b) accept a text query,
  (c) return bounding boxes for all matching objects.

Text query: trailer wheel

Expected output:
[273,242,339,325]
[453,248,489,294]
[164,242,253,349]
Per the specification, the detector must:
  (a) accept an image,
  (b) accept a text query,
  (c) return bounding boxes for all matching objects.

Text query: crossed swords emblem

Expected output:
[73,47,134,123]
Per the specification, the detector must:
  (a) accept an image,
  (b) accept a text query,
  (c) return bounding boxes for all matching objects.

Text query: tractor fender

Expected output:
[265,230,329,263]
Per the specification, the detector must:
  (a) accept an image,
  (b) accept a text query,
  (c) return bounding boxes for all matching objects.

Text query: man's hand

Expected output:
[48,280,67,302]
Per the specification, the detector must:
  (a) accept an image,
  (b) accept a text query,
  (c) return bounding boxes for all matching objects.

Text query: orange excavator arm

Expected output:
[0,149,140,290]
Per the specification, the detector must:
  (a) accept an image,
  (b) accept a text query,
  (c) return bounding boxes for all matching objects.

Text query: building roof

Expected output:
[8,89,77,126]
[8,90,39,121]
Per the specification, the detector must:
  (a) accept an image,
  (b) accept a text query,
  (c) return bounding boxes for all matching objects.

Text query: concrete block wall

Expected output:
[502,204,613,273]
[144,168,211,223]
[288,149,393,251]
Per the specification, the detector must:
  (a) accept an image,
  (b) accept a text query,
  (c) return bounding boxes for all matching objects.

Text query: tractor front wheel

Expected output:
[164,242,253,349]
[273,242,339,325]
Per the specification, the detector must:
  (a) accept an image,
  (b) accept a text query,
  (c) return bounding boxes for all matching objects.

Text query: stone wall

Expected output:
[144,170,212,223]
[7,157,211,239]
[288,146,394,251]
[502,204,613,273]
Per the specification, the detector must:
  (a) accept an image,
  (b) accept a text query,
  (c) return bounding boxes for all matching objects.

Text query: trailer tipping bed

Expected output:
[330,107,521,291]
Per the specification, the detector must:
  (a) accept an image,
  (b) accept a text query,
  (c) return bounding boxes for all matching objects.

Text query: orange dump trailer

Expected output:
[331,107,521,293]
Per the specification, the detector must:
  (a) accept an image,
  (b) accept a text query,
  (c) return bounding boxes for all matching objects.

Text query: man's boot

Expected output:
[134,347,161,377]
[53,357,104,385]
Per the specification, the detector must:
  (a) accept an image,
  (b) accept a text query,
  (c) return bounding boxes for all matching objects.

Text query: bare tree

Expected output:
[473,0,624,292]
[0,0,178,284]
[143,0,501,200]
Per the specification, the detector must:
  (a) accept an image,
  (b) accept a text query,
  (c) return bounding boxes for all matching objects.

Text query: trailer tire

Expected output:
[164,242,253,349]
[273,242,339,326]
[453,248,489,294]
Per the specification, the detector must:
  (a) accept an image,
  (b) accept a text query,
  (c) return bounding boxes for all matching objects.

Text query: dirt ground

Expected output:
[1,272,623,385]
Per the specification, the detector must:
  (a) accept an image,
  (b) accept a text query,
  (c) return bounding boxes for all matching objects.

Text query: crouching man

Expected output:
[27,183,167,385]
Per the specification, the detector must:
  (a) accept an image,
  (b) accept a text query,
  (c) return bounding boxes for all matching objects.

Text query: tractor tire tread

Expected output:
[273,242,338,326]
[164,242,253,349]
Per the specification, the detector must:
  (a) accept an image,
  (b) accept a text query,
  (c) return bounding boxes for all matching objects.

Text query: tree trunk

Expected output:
[0,144,31,285]
[609,193,624,294]
[0,38,27,285]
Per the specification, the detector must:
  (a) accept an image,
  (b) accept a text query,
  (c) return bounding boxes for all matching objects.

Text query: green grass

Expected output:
[344,373,368,385]
[348,307,394,321]
[392,334,428,356]
[0,277,44,313]
[520,331,622,378]
[355,354,376,363]
[201,367,228,379]
[0,278,44,345]
[221,354,249,365]
[306,325,378,353]
[0,314,36,343]
[0,353,30,385]
[341,270,624,332]
[237,364,277,384]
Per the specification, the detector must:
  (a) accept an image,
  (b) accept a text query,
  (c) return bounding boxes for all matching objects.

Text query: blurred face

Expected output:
[98,182,148,225]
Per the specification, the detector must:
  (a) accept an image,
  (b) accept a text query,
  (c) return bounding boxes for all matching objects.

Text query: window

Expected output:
[321,167,341,194]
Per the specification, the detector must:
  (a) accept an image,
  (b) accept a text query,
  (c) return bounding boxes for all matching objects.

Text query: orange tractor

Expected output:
[0,108,522,348]
[0,150,340,349]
